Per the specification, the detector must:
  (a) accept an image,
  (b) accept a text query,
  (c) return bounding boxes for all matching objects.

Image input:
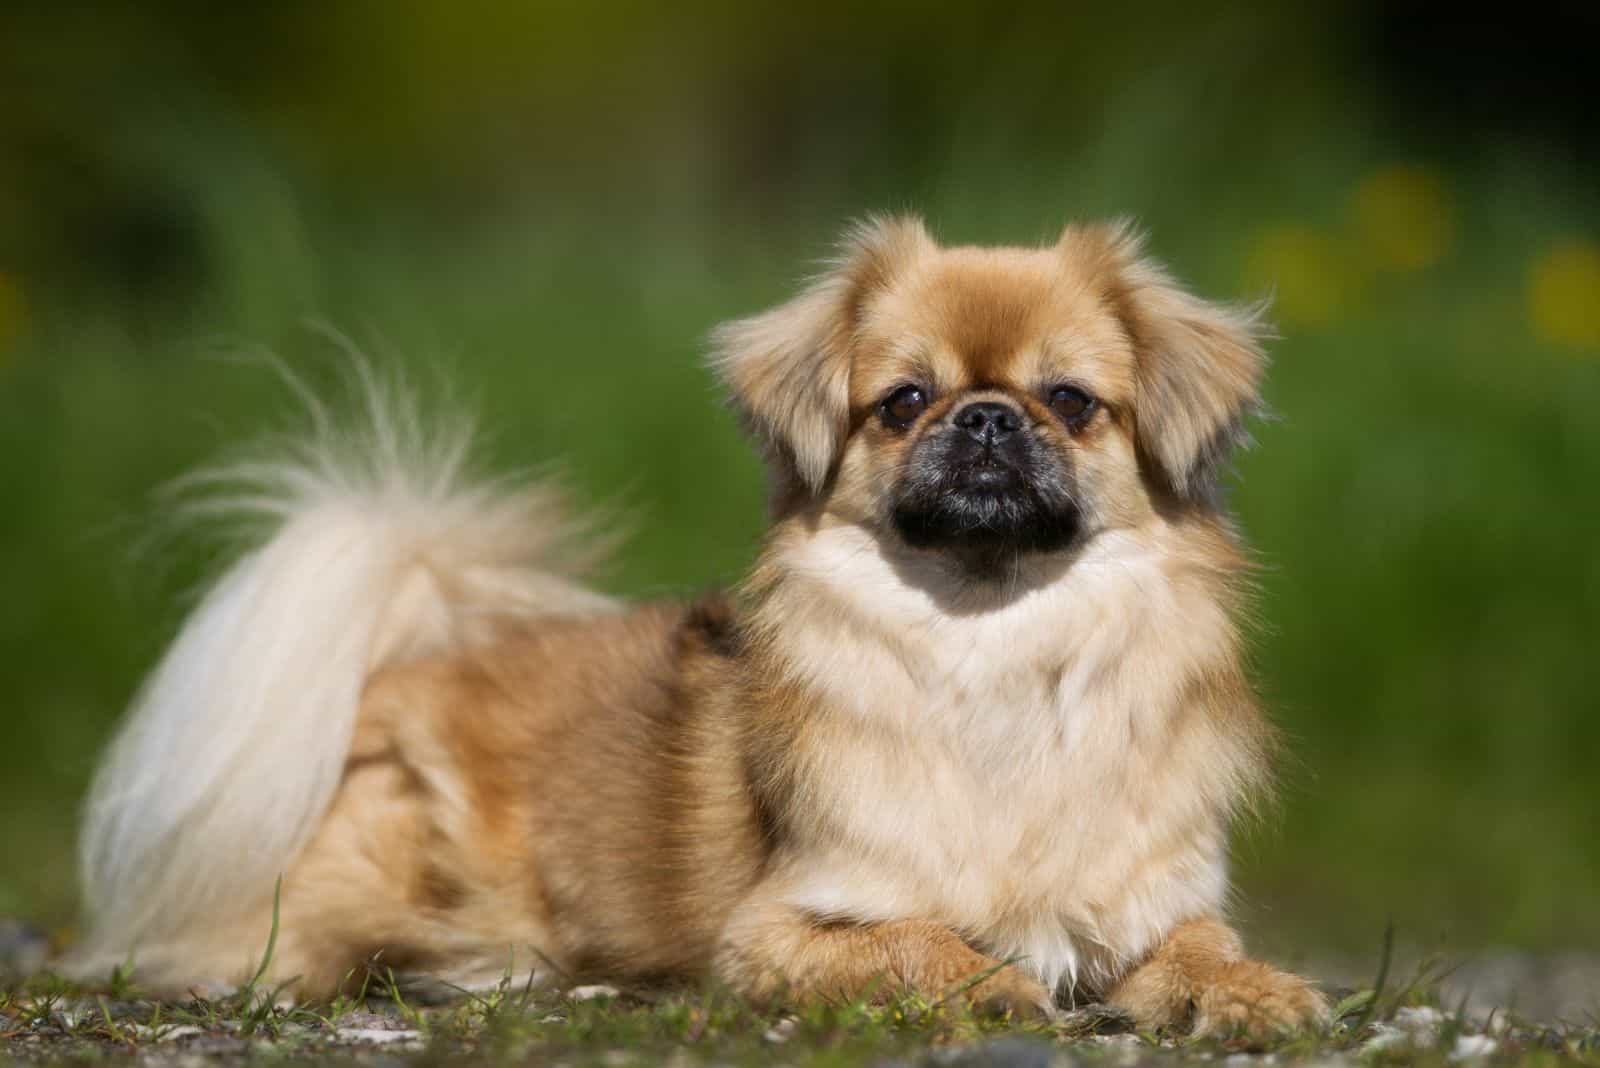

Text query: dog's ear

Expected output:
[711,215,933,494]
[1070,221,1269,502]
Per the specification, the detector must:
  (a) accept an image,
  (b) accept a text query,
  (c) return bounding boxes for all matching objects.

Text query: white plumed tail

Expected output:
[75,372,613,970]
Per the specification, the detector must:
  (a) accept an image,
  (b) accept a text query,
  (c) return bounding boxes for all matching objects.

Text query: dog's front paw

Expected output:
[1192,960,1329,1041]
[960,964,1057,1022]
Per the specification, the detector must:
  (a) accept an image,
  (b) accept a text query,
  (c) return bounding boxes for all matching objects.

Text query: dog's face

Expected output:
[713,217,1265,573]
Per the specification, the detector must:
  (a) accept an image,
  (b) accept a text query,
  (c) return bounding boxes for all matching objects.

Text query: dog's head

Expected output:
[712,216,1266,572]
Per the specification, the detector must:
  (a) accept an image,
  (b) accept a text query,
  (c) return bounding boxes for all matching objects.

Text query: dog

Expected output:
[70,216,1328,1037]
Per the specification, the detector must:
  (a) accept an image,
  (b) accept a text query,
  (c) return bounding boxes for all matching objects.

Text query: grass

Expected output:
[3,908,1597,1065]
[3,957,1599,1067]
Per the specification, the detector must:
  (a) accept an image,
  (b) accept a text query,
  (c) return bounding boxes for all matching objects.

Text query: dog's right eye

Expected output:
[879,385,928,428]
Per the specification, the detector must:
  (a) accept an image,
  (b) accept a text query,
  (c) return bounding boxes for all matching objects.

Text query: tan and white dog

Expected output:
[71,217,1328,1037]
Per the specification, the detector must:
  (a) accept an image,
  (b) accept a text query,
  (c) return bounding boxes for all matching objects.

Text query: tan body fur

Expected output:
[73,218,1328,1038]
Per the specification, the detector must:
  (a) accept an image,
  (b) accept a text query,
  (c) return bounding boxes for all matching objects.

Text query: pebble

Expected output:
[762,1016,797,1044]
[54,1006,91,1029]
[1451,1034,1498,1061]
[333,1026,424,1046]
[568,984,621,1001]
[130,1024,206,1042]
[1090,1033,1140,1046]
[1478,1012,1513,1035]
[1361,1023,1407,1052]
[1360,1004,1446,1052]
[330,1010,411,1031]
[1394,1005,1445,1034]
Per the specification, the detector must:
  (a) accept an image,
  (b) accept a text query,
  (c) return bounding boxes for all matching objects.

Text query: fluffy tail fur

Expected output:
[73,372,612,975]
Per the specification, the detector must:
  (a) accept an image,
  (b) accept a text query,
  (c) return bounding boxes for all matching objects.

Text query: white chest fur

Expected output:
[766,521,1247,994]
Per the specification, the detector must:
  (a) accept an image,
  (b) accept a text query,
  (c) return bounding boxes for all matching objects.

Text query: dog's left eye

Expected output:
[880,385,928,428]
[1047,385,1096,425]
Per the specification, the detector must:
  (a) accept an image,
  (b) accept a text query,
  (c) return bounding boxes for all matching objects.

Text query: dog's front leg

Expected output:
[715,893,1054,1019]
[1106,918,1328,1039]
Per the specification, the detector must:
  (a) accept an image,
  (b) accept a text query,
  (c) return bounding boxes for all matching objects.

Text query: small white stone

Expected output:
[1394,1006,1445,1035]
[1478,1012,1513,1035]
[335,1027,423,1045]
[131,1024,205,1042]
[762,1017,798,1044]
[1362,1023,1407,1052]
[54,1007,90,1029]
[1451,1034,1497,1061]
[568,984,621,1001]
[1092,1033,1141,1047]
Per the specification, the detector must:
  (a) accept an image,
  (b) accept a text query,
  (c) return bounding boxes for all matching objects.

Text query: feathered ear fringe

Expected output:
[1064,220,1271,503]
[708,215,934,496]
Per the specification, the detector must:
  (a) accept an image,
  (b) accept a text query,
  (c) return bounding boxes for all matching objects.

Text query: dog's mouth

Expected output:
[950,456,1025,495]
[890,456,1080,558]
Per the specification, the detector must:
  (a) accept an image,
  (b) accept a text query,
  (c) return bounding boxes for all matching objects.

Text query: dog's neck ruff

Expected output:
[749,516,1257,994]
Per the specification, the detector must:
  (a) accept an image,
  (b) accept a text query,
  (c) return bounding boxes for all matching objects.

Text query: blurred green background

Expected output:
[2,2,1596,962]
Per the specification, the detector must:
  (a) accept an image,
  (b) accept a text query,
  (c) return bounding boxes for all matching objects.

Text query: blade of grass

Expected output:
[1350,921,1394,1036]
[241,876,283,998]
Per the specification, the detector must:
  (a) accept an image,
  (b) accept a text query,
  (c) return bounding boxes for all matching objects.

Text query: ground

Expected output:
[4,942,1598,1067]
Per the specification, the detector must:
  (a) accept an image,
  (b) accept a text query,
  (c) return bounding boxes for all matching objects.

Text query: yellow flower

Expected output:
[1241,224,1355,328]
[1528,240,1600,348]
[1350,165,1454,272]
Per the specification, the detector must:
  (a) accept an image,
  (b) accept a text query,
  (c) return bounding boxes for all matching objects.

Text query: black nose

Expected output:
[953,401,1022,444]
